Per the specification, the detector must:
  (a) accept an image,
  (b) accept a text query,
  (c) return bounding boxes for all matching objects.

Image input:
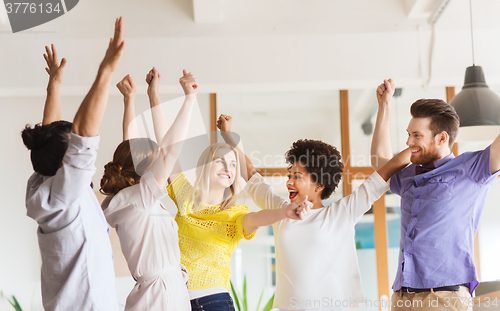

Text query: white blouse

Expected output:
[104,172,190,311]
[26,133,118,311]
[244,172,389,311]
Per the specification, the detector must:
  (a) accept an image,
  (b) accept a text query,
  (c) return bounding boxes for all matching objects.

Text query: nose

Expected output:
[406,136,412,147]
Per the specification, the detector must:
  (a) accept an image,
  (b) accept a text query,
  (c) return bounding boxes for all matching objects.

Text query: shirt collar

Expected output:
[433,152,455,168]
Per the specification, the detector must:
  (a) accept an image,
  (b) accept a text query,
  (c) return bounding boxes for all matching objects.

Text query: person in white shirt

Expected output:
[21,18,125,311]
[99,68,198,310]
[219,114,410,311]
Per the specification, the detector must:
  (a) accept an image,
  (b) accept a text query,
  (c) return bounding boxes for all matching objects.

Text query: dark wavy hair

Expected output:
[21,121,73,176]
[285,139,344,200]
[100,138,159,196]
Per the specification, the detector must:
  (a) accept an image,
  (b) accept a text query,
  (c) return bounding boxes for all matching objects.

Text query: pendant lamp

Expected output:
[448,0,500,142]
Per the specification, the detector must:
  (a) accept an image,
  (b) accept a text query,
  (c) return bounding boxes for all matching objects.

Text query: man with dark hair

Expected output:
[373,80,500,311]
[21,18,125,311]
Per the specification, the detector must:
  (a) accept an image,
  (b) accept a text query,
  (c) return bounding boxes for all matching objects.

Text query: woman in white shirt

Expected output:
[220,115,410,311]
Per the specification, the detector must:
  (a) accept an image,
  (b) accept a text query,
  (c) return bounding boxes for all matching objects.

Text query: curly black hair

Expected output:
[285,139,343,200]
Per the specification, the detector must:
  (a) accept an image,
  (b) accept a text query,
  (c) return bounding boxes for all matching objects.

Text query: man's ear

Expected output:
[436,131,449,146]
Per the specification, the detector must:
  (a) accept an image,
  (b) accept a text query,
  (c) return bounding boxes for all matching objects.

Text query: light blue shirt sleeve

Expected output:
[26,133,100,232]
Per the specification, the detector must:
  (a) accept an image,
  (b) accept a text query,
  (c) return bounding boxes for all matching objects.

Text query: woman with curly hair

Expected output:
[221,113,411,311]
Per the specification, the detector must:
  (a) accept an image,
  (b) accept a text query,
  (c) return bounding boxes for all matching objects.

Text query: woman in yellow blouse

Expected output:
[167,115,312,310]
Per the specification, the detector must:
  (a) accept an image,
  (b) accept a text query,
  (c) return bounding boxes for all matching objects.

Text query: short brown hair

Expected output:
[100,138,159,195]
[410,99,460,147]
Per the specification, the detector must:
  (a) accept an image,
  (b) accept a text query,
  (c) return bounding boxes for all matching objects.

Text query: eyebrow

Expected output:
[214,157,236,163]
[406,129,423,134]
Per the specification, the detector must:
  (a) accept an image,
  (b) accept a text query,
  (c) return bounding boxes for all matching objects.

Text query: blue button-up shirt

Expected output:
[390,146,499,294]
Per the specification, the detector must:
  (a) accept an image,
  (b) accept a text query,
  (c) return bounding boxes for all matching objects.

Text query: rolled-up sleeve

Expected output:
[466,146,500,183]
[26,133,99,228]
[51,133,99,206]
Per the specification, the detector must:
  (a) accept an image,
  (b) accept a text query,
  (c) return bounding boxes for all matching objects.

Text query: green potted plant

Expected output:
[230,276,275,311]
[0,292,23,311]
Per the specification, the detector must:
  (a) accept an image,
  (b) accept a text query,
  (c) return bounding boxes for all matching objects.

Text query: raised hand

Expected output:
[116,74,137,98]
[43,44,66,85]
[376,78,395,105]
[217,114,232,132]
[72,17,126,137]
[100,17,125,73]
[285,195,313,220]
[118,74,137,141]
[371,78,394,170]
[179,70,198,96]
[41,44,65,125]
[146,67,161,97]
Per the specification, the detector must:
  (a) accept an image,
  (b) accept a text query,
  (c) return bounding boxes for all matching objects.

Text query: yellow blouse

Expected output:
[167,173,255,290]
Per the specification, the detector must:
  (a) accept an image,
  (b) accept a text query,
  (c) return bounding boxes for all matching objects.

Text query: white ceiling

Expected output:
[2,0,500,97]
[4,0,499,37]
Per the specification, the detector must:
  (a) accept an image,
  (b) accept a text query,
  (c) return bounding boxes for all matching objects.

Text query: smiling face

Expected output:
[286,161,323,204]
[209,147,237,189]
[406,117,442,165]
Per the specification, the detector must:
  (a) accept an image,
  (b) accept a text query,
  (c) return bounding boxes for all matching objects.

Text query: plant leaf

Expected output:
[242,275,248,311]
[230,280,241,311]
[255,289,264,311]
[262,293,275,311]
[7,295,23,311]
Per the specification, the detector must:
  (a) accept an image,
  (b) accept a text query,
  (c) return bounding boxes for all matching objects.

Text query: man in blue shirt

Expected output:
[371,80,500,311]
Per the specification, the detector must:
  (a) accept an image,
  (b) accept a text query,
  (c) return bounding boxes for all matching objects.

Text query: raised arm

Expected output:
[152,70,198,187]
[116,74,137,141]
[377,148,411,181]
[371,79,395,170]
[490,135,500,174]
[217,114,257,181]
[146,67,169,143]
[242,195,312,236]
[72,17,125,137]
[42,44,66,125]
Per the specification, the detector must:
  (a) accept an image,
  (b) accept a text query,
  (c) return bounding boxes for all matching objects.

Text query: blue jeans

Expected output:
[190,293,235,311]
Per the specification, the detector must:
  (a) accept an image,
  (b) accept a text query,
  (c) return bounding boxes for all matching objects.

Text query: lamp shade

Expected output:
[449,65,500,127]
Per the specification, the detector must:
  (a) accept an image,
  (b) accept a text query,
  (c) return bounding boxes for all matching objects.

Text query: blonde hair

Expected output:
[192,143,244,212]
